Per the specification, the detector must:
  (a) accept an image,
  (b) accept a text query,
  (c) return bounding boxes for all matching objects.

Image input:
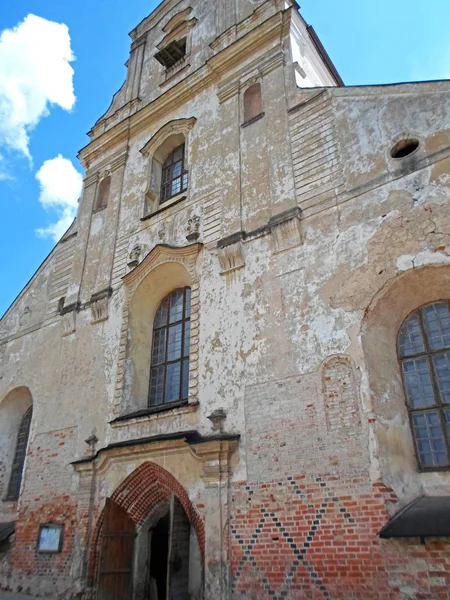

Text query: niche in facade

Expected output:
[94,176,111,212]
[243,82,263,124]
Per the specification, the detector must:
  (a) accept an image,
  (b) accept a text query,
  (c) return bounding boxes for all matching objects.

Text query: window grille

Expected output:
[398,301,450,469]
[149,288,191,406]
[6,406,32,500]
[160,144,188,203]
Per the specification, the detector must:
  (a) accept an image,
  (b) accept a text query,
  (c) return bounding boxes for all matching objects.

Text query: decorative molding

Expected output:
[90,288,112,324]
[217,47,285,103]
[218,242,245,274]
[110,401,198,428]
[140,117,197,158]
[207,408,227,432]
[269,206,302,253]
[186,215,200,242]
[83,172,99,189]
[79,11,287,163]
[190,438,239,485]
[162,7,193,34]
[123,242,203,292]
[83,149,128,180]
[61,309,76,337]
[112,243,203,417]
[127,244,142,269]
[157,17,197,50]
[218,47,285,103]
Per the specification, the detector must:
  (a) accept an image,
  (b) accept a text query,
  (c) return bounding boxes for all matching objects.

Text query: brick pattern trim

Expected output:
[88,461,205,585]
[230,476,450,600]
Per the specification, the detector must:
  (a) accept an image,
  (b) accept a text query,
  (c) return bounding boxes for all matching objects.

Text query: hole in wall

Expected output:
[390,138,420,159]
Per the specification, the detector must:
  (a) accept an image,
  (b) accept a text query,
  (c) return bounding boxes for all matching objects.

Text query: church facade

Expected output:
[1,0,450,598]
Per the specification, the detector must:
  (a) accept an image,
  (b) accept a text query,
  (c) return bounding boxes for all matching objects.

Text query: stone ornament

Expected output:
[90,288,113,324]
[127,244,142,269]
[186,215,201,242]
[207,408,227,432]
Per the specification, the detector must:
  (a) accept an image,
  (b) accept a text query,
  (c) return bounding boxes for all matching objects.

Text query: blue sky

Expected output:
[0,0,449,317]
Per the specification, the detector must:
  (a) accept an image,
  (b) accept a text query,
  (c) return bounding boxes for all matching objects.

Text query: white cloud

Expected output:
[35,154,82,241]
[0,14,75,158]
[0,154,12,181]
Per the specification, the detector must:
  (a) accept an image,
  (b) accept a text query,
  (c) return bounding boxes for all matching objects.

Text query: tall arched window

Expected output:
[398,301,450,469]
[6,406,32,500]
[149,288,191,406]
[160,145,188,203]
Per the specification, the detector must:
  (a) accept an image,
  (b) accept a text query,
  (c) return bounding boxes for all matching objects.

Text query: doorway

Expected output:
[147,496,190,600]
[149,512,170,600]
[96,494,202,600]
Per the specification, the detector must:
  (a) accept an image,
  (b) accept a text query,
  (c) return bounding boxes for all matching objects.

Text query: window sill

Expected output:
[110,400,199,427]
[241,112,265,128]
[160,62,191,88]
[418,466,450,473]
[1,498,18,507]
[141,194,187,222]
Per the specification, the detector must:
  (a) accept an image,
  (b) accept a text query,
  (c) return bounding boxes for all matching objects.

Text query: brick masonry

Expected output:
[88,461,205,586]
[230,477,450,600]
[245,362,368,483]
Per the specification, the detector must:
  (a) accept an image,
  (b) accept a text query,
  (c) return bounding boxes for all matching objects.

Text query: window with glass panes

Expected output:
[7,406,32,500]
[160,144,188,203]
[398,301,450,469]
[149,288,191,406]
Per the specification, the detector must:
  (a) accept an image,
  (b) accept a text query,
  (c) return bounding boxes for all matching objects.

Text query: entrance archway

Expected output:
[90,462,204,600]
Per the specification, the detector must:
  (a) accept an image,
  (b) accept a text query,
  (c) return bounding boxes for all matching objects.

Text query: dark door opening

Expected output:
[149,513,170,600]
[147,497,191,600]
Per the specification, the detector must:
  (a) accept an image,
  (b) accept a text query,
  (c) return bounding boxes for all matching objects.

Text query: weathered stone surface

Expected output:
[1,1,450,598]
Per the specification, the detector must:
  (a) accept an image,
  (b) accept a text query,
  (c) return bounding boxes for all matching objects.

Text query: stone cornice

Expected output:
[129,0,182,41]
[78,10,289,166]
[83,148,129,182]
[71,431,240,479]
[217,46,285,103]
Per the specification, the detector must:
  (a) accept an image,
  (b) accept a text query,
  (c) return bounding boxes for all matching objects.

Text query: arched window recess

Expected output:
[94,175,111,212]
[149,287,191,407]
[140,118,196,217]
[6,406,32,500]
[398,301,450,470]
[242,82,264,126]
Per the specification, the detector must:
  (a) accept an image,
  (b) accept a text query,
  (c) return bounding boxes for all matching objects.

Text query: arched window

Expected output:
[398,301,450,469]
[160,145,188,204]
[6,406,32,500]
[95,176,111,211]
[149,288,191,406]
[243,83,263,123]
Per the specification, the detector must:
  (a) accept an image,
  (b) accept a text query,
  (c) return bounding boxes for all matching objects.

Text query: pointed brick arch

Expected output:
[88,462,205,585]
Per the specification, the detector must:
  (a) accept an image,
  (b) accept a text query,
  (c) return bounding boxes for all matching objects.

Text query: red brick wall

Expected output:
[6,499,77,595]
[1,427,78,595]
[230,475,450,599]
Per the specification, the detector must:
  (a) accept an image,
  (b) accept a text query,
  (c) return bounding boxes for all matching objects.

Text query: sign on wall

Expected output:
[37,523,64,553]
